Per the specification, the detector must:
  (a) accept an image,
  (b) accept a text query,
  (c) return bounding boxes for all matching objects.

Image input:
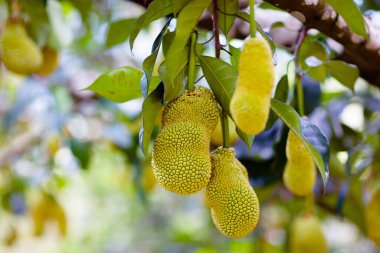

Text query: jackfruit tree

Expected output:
[0,0,380,251]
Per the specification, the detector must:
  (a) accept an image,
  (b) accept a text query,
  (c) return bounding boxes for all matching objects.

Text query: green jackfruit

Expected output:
[230,37,275,135]
[152,86,219,194]
[290,214,327,253]
[366,189,380,247]
[283,131,316,196]
[206,147,259,238]
[0,20,42,75]
[161,86,220,132]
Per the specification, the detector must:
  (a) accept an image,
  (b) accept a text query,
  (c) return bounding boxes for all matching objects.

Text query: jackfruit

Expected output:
[32,195,67,236]
[152,86,219,195]
[36,46,59,77]
[161,86,220,132]
[366,189,380,247]
[0,20,42,75]
[230,37,275,135]
[206,147,259,238]
[211,117,239,146]
[290,214,328,253]
[283,131,316,196]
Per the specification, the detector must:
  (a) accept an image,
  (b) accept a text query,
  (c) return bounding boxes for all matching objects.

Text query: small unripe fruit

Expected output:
[290,214,328,253]
[283,131,316,196]
[0,20,42,75]
[230,37,275,135]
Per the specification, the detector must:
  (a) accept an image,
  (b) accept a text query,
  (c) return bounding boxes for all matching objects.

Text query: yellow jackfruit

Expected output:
[211,117,239,146]
[36,46,59,77]
[206,147,259,238]
[32,195,67,236]
[290,214,328,253]
[283,131,316,196]
[0,20,42,75]
[152,86,219,195]
[230,37,275,135]
[366,189,380,247]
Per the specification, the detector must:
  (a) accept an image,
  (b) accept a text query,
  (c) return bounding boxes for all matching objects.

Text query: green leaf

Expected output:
[129,0,173,50]
[199,56,236,116]
[172,0,191,15]
[106,18,136,48]
[162,31,176,56]
[274,75,289,103]
[298,39,328,70]
[70,139,92,170]
[229,44,241,71]
[236,11,276,53]
[199,56,254,150]
[85,67,143,103]
[326,60,359,90]
[158,61,186,104]
[270,98,329,187]
[165,0,211,82]
[218,0,238,35]
[265,75,288,130]
[236,128,254,152]
[141,20,172,97]
[139,83,164,156]
[324,0,368,40]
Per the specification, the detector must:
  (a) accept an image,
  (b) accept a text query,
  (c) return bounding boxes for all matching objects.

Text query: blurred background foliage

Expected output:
[0,0,379,252]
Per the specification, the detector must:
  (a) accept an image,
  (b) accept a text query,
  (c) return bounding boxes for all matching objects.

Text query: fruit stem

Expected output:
[305,193,315,214]
[212,0,221,58]
[249,0,256,38]
[221,112,230,148]
[212,0,229,148]
[294,27,307,117]
[187,33,196,92]
[296,74,304,116]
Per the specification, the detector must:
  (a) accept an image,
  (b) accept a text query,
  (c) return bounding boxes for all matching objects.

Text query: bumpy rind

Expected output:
[206,147,259,238]
[230,37,275,135]
[152,86,220,195]
[290,214,328,253]
[152,121,212,194]
[0,22,42,75]
[283,131,316,196]
[162,86,220,132]
[366,189,380,247]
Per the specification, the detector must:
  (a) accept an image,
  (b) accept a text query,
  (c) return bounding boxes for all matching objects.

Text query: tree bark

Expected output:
[129,0,380,88]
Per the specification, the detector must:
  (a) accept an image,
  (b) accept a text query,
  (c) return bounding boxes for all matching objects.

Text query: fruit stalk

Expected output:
[187,33,196,92]
[249,0,256,38]
[212,0,230,148]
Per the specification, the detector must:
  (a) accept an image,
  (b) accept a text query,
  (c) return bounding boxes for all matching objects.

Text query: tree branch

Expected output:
[129,0,380,88]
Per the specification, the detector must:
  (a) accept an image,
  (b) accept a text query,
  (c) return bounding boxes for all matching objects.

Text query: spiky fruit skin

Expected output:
[206,147,259,238]
[283,131,316,196]
[366,189,380,247]
[36,46,59,76]
[0,22,42,75]
[211,117,239,146]
[152,86,219,195]
[290,214,328,253]
[161,86,220,132]
[230,37,275,135]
